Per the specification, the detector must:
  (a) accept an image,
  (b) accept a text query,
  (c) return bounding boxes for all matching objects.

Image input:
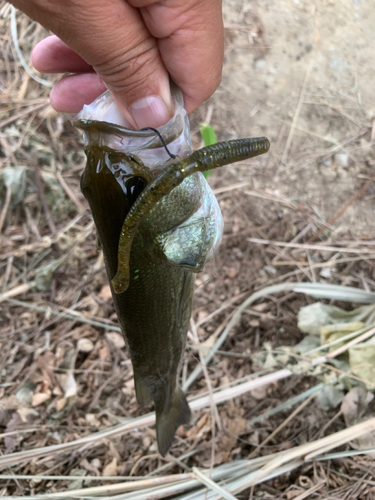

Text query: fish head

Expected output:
[80,144,153,277]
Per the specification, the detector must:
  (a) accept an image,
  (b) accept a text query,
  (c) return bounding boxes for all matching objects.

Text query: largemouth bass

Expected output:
[75,88,270,455]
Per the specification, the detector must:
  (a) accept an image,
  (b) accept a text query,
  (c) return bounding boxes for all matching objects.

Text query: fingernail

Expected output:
[130,96,171,129]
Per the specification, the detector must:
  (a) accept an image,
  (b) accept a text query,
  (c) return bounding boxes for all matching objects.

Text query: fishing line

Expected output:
[140,127,177,159]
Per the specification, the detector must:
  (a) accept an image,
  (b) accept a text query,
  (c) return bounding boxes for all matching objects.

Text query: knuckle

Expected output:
[94,40,161,97]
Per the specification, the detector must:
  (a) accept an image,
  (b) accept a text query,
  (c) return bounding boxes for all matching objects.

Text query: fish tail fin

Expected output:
[134,369,152,407]
[155,387,191,456]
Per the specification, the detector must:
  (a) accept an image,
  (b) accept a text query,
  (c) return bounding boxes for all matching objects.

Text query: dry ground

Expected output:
[1,0,375,498]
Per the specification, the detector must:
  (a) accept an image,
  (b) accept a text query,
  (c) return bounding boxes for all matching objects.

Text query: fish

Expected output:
[75,89,270,455]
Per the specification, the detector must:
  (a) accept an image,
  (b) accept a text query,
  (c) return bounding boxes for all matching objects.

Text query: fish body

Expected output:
[80,132,270,455]
[81,145,209,454]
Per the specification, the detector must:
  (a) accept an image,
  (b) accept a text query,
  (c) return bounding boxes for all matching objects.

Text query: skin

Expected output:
[9,0,224,128]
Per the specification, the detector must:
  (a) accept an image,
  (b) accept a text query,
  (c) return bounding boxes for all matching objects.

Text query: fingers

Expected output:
[12,0,172,128]
[32,36,93,73]
[137,0,224,113]
[11,0,224,125]
[50,73,107,113]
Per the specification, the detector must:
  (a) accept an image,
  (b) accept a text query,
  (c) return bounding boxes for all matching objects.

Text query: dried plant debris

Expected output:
[2,2,375,498]
[341,387,375,458]
[297,301,375,389]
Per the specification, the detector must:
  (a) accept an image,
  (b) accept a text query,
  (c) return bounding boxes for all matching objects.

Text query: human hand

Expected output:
[10,0,224,128]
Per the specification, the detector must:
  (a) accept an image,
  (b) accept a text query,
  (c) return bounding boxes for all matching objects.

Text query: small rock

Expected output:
[256,59,266,69]
[320,158,332,168]
[334,153,349,167]
[91,458,102,469]
[263,265,277,275]
[320,267,332,278]
[320,166,336,181]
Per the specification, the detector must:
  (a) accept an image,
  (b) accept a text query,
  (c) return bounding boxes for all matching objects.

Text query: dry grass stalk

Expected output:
[184,282,375,390]
[281,61,312,165]
[2,6,375,497]
[247,237,375,255]
[4,418,375,499]
[0,369,292,469]
[192,467,237,500]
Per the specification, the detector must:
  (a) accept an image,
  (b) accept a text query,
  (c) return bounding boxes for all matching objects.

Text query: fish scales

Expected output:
[77,99,270,455]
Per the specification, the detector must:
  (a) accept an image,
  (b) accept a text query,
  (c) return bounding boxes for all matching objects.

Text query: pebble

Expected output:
[256,59,266,69]
[320,166,336,181]
[334,152,349,167]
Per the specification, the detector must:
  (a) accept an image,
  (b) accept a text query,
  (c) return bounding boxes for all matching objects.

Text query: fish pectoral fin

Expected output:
[155,387,192,457]
[134,370,152,407]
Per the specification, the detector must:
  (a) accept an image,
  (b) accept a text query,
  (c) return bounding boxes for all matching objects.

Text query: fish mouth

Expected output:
[74,118,182,152]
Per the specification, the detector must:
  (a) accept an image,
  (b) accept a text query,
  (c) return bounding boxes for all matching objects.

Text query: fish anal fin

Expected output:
[134,370,152,407]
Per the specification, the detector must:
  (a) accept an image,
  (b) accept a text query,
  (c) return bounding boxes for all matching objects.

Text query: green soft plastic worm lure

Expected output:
[75,89,270,456]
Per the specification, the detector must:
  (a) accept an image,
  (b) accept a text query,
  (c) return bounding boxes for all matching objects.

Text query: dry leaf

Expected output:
[99,344,111,364]
[4,412,23,453]
[55,397,67,411]
[102,457,117,476]
[85,413,101,428]
[341,387,374,427]
[250,385,268,400]
[37,351,55,387]
[218,406,247,456]
[197,311,208,323]
[98,284,112,300]
[80,458,100,476]
[286,489,304,499]
[341,387,375,458]
[17,407,39,423]
[0,395,18,412]
[91,458,102,470]
[32,388,51,407]
[70,325,97,341]
[349,337,375,388]
[317,385,345,411]
[224,266,238,278]
[186,413,209,439]
[108,441,121,462]
[105,332,125,349]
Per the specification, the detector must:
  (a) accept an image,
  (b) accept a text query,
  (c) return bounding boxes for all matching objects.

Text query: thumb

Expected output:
[88,16,173,128]
[14,0,173,128]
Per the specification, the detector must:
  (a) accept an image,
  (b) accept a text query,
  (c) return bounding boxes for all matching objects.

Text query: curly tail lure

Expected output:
[112,137,270,294]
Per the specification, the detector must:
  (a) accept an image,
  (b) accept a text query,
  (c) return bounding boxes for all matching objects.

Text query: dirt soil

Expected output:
[1,0,375,497]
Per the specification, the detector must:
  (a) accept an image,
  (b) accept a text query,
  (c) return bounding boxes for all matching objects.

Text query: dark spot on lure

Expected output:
[79,132,270,456]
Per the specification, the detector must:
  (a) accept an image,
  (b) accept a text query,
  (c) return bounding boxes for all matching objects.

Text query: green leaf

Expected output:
[200,123,217,179]
[200,123,217,147]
